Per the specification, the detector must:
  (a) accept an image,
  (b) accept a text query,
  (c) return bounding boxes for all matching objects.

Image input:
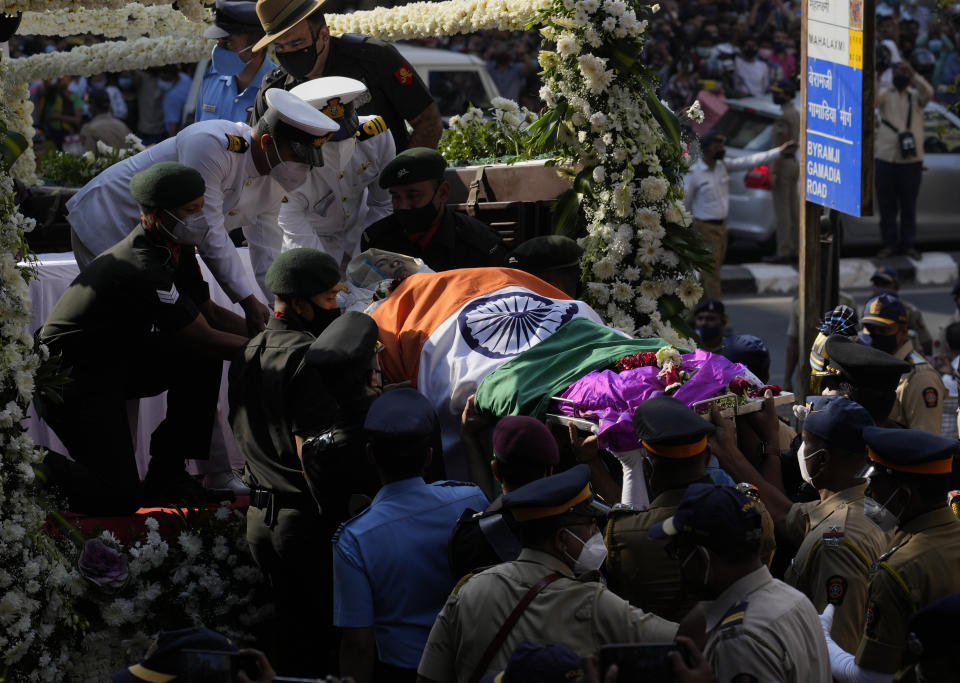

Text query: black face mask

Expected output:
[713,149,726,161]
[869,332,899,354]
[696,324,723,341]
[893,74,911,90]
[305,301,340,336]
[396,189,441,240]
[276,32,322,80]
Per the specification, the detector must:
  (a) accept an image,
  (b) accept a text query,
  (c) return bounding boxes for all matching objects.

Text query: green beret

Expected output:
[507,236,583,272]
[129,161,205,209]
[265,248,340,297]
[379,147,447,189]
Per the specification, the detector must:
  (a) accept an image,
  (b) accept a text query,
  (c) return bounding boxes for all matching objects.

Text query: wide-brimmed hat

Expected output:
[252,0,326,52]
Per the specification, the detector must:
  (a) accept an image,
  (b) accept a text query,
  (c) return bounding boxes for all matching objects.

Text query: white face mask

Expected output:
[562,529,607,574]
[268,137,310,192]
[161,210,209,246]
[796,443,824,486]
[322,136,356,172]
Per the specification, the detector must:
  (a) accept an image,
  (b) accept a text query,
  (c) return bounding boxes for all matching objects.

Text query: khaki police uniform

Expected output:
[781,482,891,653]
[605,487,701,622]
[703,566,833,683]
[855,507,960,677]
[889,340,945,434]
[772,100,800,259]
[417,548,678,683]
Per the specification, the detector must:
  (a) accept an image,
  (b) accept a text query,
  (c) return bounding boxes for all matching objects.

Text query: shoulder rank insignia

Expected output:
[719,601,748,630]
[224,133,249,153]
[822,526,844,548]
[826,575,848,605]
[358,116,388,141]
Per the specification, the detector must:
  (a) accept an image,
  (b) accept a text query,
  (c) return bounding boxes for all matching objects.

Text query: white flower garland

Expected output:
[2,79,37,186]
[0,63,82,679]
[1,0,206,22]
[536,0,706,343]
[20,3,211,39]
[326,0,550,40]
[6,35,209,82]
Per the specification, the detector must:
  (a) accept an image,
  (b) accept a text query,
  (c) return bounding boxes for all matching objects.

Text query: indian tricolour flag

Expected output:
[371,267,602,469]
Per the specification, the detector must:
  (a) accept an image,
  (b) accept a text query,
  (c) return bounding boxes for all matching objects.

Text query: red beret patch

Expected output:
[394,63,415,85]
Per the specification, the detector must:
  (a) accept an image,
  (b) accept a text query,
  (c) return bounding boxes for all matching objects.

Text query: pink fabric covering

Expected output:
[557,350,746,452]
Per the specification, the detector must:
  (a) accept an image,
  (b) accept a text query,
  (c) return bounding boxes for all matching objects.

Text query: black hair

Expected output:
[515,511,586,548]
[368,433,432,479]
[306,11,327,30]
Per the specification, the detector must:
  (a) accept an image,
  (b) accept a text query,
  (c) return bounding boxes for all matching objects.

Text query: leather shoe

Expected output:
[904,248,921,260]
[876,247,896,258]
[204,470,251,496]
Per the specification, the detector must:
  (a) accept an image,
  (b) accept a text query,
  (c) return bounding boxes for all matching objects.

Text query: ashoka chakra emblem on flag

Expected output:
[458,292,578,359]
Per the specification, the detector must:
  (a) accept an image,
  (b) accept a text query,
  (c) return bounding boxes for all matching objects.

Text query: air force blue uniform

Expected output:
[195,56,276,124]
[333,477,489,668]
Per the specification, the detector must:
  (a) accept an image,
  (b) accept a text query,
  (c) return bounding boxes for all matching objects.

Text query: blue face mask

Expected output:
[211,44,250,77]
[928,39,942,53]
[118,77,133,89]
[157,79,174,92]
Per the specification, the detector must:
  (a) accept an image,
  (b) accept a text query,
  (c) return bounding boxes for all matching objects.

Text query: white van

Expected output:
[393,43,500,121]
[183,42,500,126]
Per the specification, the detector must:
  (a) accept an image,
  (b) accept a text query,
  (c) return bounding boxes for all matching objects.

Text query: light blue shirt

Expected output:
[162,72,193,128]
[195,56,276,124]
[333,476,489,668]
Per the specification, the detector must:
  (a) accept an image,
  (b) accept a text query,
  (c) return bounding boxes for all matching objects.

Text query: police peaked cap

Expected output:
[379,147,447,188]
[633,396,715,458]
[305,311,378,369]
[265,247,339,296]
[129,162,205,210]
[507,236,583,273]
[863,426,957,475]
[501,464,609,522]
[817,335,909,389]
[203,0,264,38]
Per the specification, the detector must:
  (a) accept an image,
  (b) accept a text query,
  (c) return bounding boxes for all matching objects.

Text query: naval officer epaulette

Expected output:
[357,116,388,141]
[225,133,249,153]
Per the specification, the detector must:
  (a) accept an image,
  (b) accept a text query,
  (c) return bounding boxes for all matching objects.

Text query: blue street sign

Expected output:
[805,57,864,216]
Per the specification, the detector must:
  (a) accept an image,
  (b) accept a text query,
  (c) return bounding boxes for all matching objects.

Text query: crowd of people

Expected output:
[12,0,960,681]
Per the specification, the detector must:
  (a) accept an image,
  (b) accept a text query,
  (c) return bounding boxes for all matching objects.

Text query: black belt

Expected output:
[699,218,725,225]
[249,487,316,525]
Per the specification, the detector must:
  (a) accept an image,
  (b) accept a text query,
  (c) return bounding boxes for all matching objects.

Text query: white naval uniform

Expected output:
[278,114,394,268]
[66,120,285,303]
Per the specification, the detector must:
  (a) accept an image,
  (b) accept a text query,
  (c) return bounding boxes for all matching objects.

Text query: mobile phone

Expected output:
[598,643,687,682]
[181,649,258,683]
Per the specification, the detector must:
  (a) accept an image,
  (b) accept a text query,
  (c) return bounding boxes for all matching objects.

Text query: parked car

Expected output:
[712,94,960,250]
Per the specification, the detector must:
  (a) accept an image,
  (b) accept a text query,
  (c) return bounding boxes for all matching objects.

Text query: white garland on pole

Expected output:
[0,0,207,21]
[325,0,550,40]
[20,3,211,39]
[6,35,209,81]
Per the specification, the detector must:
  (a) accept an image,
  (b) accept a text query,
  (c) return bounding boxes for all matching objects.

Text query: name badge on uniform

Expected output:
[822,526,844,548]
[202,104,216,112]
